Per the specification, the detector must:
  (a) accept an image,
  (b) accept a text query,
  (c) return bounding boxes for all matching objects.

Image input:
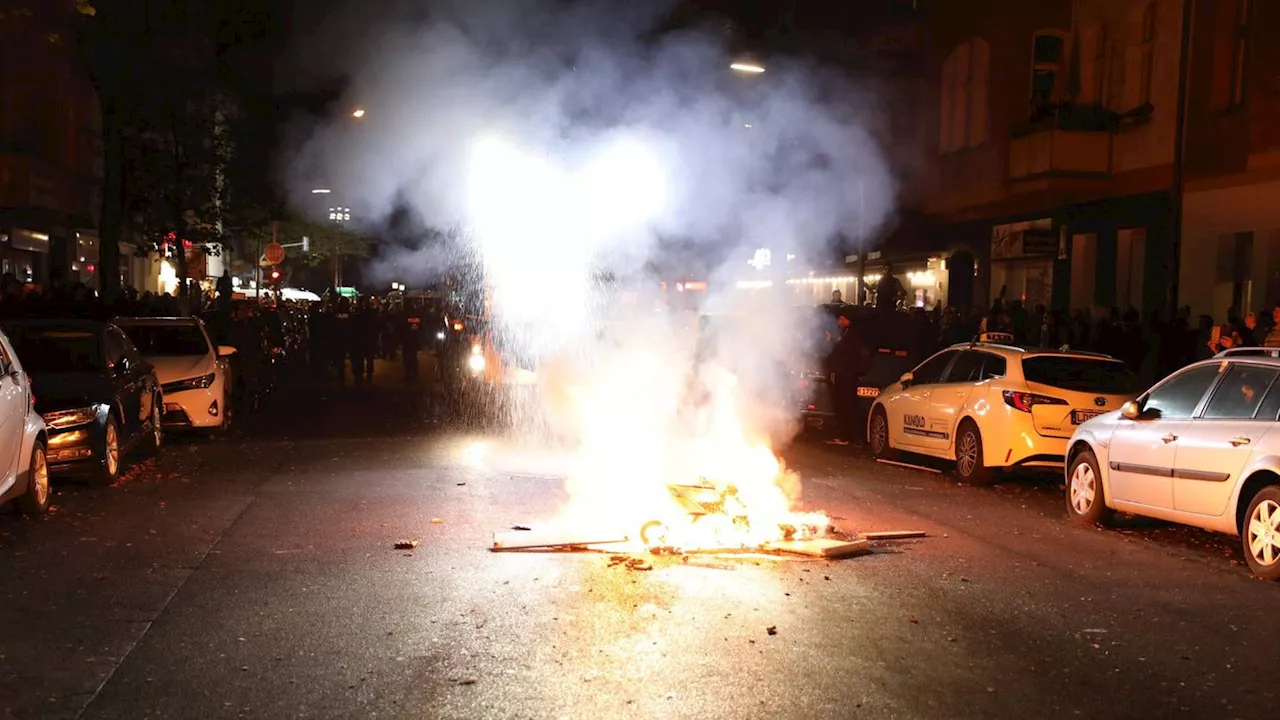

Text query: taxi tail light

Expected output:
[1002,390,1067,412]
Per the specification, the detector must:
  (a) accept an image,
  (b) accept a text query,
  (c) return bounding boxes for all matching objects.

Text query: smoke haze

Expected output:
[282,0,899,489]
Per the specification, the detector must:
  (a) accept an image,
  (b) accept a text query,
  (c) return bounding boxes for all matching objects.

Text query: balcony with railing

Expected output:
[1007,103,1117,183]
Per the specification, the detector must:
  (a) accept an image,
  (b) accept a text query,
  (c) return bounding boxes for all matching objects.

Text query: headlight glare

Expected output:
[43,407,97,429]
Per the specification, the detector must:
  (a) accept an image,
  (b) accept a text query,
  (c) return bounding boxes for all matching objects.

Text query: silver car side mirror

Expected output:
[1120,400,1142,420]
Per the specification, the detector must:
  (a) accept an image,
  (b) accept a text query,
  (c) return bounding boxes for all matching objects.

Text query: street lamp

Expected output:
[352,108,366,118]
[312,188,331,194]
[730,61,765,74]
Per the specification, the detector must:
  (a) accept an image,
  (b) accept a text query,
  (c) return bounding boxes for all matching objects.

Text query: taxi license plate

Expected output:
[1071,409,1103,424]
[857,387,880,398]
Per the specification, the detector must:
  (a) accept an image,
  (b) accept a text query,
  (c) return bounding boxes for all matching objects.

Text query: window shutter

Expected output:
[951,41,971,149]
[940,52,956,153]
[967,40,989,146]
[1121,4,1147,110]
[1078,24,1100,103]
[1094,24,1110,104]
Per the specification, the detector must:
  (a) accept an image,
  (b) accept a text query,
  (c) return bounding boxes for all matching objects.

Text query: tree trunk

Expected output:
[97,95,124,301]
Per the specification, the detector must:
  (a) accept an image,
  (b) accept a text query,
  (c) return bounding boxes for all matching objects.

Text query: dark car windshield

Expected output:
[7,329,103,374]
[1022,355,1134,394]
[119,324,209,357]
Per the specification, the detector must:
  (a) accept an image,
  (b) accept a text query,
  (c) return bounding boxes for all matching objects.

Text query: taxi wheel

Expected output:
[1242,486,1280,581]
[954,421,992,485]
[869,407,893,459]
[1065,449,1112,526]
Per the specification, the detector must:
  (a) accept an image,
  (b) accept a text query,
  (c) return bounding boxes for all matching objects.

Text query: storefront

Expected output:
[989,219,1060,311]
[3,228,51,287]
[1182,178,1280,322]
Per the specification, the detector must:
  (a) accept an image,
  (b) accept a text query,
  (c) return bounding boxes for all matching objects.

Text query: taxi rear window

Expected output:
[1021,356,1133,394]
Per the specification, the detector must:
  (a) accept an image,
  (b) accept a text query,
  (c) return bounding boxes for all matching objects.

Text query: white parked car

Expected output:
[869,333,1137,483]
[113,317,235,431]
[0,328,50,514]
[1066,348,1280,580]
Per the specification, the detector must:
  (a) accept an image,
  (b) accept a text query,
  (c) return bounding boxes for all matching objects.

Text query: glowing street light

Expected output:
[730,62,765,74]
[352,108,366,118]
[311,188,331,194]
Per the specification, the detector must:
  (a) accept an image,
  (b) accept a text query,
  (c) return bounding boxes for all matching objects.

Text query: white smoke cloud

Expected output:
[283,0,898,455]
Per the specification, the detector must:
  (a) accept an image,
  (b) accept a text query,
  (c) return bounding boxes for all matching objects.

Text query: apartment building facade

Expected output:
[1180,0,1279,321]
[922,0,1185,316]
[0,1,103,289]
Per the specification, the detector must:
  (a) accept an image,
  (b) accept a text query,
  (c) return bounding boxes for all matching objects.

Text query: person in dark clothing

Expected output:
[216,270,234,311]
[331,298,354,383]
[350,299,379,384]
[827,313,868,446]
[874,265,906,311]
[400,306,423,384]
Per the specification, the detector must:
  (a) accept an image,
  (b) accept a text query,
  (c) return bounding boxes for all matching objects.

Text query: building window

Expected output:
[1121,2,1157,111]
[1229,0,1252,109]
[1078,23,1109,105]
[1031,32,1068,120]
[939,38,990,154]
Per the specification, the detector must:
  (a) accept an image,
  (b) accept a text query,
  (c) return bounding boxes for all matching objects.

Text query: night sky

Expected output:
[232,0,916,199]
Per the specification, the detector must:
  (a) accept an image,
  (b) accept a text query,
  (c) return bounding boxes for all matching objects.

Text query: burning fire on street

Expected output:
[482,355,874,560]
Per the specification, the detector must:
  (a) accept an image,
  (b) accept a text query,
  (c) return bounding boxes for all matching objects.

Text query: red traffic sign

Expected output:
[264,242,286,264]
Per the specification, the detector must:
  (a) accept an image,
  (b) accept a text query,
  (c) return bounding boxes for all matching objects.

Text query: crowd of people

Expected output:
[0,268,450,399]
[818,279,1280,446]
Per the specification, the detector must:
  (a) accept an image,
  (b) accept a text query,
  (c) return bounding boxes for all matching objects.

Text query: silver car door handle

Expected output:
[1230,436,1252,447]
[1161,433,1178,443]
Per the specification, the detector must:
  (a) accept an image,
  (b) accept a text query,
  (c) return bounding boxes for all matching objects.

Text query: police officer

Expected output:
[351,298,379,384]
[400,302,423,384]
[332,297,354,383]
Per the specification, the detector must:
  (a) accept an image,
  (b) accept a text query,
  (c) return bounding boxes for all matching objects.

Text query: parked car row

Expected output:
[862,334,1280,580]
[0,316,236,515]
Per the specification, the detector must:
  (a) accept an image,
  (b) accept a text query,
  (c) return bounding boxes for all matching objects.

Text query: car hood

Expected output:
[30,373,112,414]
[147,355,213,384]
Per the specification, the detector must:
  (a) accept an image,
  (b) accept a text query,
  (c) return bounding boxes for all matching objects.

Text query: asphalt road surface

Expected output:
[2,359,1278,719]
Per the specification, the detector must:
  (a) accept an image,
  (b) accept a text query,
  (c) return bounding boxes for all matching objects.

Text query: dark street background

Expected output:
[2,354,1276,719]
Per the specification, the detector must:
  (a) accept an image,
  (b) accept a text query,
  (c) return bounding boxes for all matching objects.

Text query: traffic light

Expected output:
[267,266,283,286]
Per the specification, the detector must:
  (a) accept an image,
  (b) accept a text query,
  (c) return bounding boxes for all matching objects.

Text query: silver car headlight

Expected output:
[43,406,97,430]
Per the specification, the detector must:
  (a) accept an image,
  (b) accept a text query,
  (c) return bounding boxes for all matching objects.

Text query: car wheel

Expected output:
[15,443,50,515]
[869,407,892,459]
[1242,486,1280,581]
[954,420,992,485]
[142,393,163,457]
[92,417,122,487]
[1065,449,1113,526]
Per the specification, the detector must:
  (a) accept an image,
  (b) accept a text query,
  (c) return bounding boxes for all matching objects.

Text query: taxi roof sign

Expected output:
[977,332,1015,344]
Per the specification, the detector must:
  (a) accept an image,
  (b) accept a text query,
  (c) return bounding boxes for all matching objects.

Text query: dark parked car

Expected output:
[2,319,163,484]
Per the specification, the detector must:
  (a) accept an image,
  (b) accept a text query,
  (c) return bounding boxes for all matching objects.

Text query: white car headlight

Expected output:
[468,353,486,373]
[43,406,97,429]
[162,372,216,393]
